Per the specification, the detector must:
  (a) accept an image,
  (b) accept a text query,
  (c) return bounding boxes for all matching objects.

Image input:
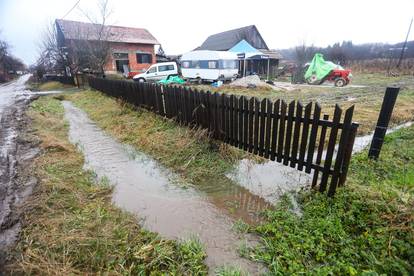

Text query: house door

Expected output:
[113,52,130,73]
[115,59,129,73]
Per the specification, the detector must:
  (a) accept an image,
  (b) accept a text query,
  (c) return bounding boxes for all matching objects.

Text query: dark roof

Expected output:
[258,49,282,59]
[56,19,159,45]
[198,25,268,51]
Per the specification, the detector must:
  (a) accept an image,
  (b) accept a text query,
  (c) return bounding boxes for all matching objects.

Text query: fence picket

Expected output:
[305,104,321,173]
[248,97,254,153]
[283,101,295,165]
[238,96,244,149]
[298,102,312,171]
[264,99,273,159]
[319,105,342,192]
[270,100,280,161]
[312,114,329,188]
[328,105,354,196]
[290,101,303,168]
[234,96,239,147]
[259,99,267,156]
[253,98,260,155]
[277,100,287,162]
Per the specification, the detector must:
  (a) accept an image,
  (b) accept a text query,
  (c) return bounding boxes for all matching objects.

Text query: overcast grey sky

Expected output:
[0,0,413,65]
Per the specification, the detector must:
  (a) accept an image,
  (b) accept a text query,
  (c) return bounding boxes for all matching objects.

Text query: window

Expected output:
[208,61,217,69]
[158,64,175,72]
[199,60,209,69]
[137,53,152,64]
[182,61,191,68]
[113,52,128,59]
[181,60,218,69]
[219,60,238,69]
[147,66,157,73]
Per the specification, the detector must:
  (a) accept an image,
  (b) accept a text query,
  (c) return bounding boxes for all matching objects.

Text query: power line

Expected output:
[397,17,413,69]
[61,0,81,19]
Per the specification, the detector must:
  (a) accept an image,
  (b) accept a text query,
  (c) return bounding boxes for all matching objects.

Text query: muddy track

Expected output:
[0,95,39,269]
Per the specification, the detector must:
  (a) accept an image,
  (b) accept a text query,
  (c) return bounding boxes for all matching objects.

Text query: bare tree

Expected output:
[294,41,317,66]
[37,22,70,74]
[0,31,25,82]
[36,0,113,77]
[75,0,113,75]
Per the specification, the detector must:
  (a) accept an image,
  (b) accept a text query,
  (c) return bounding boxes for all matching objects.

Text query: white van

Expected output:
[133,62,178,82]
[180,50,239,83]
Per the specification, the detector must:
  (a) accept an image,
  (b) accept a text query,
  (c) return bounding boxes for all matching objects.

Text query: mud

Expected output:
[62,101,266,274]
[0,76,39,268]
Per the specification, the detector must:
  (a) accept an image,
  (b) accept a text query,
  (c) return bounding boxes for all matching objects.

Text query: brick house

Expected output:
[55,19,159,74]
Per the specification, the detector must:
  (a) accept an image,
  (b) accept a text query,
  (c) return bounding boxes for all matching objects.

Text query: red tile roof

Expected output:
[56,19,159,45]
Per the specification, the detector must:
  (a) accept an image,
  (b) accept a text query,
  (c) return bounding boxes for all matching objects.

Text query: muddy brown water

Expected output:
[62,101,267,274]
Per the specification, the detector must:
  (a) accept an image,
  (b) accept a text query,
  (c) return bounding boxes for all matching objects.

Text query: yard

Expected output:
[190,73,414,135]
[8,73,413,275]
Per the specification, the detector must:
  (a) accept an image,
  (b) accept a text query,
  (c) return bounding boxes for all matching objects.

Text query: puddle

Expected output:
[352,121,413,153]
[226,159,312,204]
[62,101,266,274]
[227,121,414,204]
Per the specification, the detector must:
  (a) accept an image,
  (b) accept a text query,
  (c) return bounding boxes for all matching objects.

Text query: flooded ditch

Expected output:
[61,98,412,273]
[62,101,266,274]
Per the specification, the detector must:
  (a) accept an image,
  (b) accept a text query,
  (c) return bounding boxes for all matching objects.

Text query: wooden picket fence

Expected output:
[88,77,359,196]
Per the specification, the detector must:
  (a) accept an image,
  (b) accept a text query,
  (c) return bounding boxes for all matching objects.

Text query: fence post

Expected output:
[368,86,400,159]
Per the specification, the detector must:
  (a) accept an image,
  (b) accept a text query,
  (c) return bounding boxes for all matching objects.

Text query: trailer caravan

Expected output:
[180,50,238,82]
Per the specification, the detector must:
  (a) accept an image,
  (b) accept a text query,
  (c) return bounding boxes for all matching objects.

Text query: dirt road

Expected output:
[0,75,38,267]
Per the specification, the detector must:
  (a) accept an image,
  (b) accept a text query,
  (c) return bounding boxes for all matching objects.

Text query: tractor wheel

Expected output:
[306,74,319,85]
[335,78,346,87]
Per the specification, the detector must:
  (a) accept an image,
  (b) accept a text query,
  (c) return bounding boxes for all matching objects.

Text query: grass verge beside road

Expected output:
[6,96,207,275]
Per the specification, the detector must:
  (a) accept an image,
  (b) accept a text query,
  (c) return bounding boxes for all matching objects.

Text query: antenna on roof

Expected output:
[61,0,81,19]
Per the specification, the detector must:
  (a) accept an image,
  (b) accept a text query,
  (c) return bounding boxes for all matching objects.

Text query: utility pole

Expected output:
[396,18,413,69]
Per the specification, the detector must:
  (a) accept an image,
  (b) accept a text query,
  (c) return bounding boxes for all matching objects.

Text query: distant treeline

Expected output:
[0,35,25,82]
[280,40,414,65]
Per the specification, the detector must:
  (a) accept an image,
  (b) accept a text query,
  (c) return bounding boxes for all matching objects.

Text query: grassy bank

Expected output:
[64,90,250,187]
[66,89,413,275]
[6,96,207,275]
[247,126,414,275]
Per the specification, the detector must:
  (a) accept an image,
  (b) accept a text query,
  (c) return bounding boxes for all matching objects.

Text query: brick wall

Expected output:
[105,42,156,73]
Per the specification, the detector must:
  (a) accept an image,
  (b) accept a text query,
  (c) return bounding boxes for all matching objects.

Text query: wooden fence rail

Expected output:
[88,77,359,196]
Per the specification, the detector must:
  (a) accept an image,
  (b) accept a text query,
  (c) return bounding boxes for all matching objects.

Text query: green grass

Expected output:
[246,126,414,275]
[215,265,247,276]
[6,96,207,275]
